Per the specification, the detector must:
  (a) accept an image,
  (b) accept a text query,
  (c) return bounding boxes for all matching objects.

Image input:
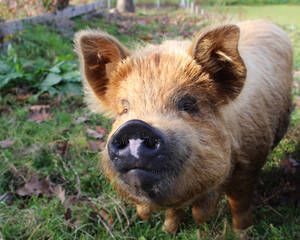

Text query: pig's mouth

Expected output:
[120,166,169,200]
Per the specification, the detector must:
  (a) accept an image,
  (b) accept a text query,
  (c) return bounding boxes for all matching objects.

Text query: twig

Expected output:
[89,200,116,240]
[266,205,283,218]
[69,160,81,200]
[196,229,201,240]
[27,223,42,240]
[257,182,292,207]
[109,196,130,233]
[63,141,69,161]
[212,203,225,232]
[221,218,228,240]
[114,206,122,230]
[98,214,116,240]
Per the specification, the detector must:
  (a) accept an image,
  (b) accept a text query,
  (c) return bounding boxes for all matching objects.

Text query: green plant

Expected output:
[0,45,82,96]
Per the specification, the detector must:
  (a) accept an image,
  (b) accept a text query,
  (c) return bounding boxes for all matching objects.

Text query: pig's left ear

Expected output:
[189,25,246,102]
[75,30,130,115]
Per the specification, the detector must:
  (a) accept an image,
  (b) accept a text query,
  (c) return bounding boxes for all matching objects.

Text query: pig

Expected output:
[75,20,293,234]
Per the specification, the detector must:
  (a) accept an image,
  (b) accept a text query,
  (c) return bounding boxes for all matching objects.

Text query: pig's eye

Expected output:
[177,95,198,114]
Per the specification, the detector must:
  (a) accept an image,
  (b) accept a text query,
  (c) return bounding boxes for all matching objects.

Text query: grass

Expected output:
[1,4,300,240]
[218,4,300,28]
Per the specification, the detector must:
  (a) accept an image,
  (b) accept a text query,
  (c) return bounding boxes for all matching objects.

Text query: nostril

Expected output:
[143,137,160,150]
[113,137,129,150]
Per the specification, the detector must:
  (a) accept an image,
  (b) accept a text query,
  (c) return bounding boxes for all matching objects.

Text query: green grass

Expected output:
[220,4,300,28]
[1,5,300,240]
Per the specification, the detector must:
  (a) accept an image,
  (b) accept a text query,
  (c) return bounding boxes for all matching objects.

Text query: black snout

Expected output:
[108,119,167,173]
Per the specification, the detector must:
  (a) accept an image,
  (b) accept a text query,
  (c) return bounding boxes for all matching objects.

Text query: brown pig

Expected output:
[75,20,293,234]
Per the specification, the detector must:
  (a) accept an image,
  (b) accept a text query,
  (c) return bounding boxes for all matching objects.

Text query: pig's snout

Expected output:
[108,119,168,174]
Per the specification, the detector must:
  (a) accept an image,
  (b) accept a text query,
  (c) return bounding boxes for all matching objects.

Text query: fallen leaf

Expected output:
[0,105,12,115]
[54,185,65,204]
[87,128,104,139]
[279,157,299,174]
[65,207,72,221]
[96,126,107,136]
[140,36,153,42]
[64,195,78,209]
[295,96,300,108]
[16,175,53,197]
[55,140,69,157]
[0,139,14,148]
[5,192,14,206]
[89,202,113,225]
[16,93,31,101]
[72,116,89,124]
[15,87,31,101]
[8,117,16,123]
[88,141,105,151]
[28,105,51,123]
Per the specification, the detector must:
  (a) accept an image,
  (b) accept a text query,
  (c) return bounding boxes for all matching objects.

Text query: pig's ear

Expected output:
[75,30,129,114]
[189,25,246,102]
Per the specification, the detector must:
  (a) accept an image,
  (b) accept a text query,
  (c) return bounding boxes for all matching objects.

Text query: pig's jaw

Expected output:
[117,163,177,205]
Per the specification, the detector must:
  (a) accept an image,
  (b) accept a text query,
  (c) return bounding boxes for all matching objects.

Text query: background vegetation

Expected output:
[0,1,300,239]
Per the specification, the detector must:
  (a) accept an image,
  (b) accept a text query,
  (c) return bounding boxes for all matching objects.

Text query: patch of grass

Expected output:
[13,24,74,62]
[216,4,300,29]
[0,6,300,240]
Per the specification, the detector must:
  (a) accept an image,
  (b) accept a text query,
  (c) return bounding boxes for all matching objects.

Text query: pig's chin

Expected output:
[119,168,172,205]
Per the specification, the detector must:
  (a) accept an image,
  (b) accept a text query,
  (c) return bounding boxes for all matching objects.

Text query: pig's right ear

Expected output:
[75,30,130,115]
[189,25,246,103]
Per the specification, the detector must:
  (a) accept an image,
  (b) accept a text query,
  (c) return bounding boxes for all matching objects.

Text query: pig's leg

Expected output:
[192,191,219,223]
[162,208,185,234]
[136,204,153,220]
[226,170,258,230]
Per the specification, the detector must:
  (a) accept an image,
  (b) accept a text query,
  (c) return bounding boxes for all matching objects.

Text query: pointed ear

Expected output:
[189,25,246,103]
[75,30,130,113]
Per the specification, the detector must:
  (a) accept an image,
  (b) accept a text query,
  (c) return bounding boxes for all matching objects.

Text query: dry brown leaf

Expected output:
[72,116,90,124]
[65,207,72,221]
[64,195,78,209]
[16,93,31,101]
[28,105,51,123]
[140,36,153,42]
[96,126,107,136]
[87,128,104,139]
[8,117,16,124]
[54,185,66,204]
[5,192,14,206]
[90,203,114,225]
[295,96,300,108]
[0,105,12,115]
[54,140,69,157]
[279,157,299,174]
[16,175,53,197]
[88,141,105,151]
[0,139,14,148]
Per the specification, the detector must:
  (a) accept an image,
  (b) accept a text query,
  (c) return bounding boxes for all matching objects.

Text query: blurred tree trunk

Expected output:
[116,0,135,13]
[55,0,70,10]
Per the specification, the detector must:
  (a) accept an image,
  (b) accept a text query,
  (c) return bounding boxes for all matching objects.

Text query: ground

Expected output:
[0,4,300,240]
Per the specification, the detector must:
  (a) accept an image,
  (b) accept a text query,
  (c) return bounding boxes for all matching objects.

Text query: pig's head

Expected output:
[75,26,246,208]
